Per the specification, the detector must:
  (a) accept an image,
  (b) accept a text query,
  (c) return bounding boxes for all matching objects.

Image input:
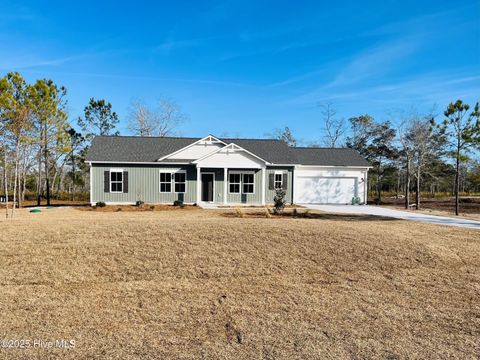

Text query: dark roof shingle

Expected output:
[291,147,370,167]
[86,135,370,167]
[86,136,196,162]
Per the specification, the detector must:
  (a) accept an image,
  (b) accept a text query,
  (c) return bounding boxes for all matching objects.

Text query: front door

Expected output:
[201,173,214,202]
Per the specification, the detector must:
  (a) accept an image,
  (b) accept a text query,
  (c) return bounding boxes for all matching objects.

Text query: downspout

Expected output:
[364,169,368,205]
[89,163,93,206]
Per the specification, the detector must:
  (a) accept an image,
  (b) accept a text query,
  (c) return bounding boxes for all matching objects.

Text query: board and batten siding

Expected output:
[265,167,294,204]
[226,169,263,204]
[91,164,196,204]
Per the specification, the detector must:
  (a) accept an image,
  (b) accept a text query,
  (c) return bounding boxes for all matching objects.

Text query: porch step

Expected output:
[197,202,219,209]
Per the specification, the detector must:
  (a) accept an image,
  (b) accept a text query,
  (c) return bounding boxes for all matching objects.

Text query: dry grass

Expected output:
[0,207,479,359]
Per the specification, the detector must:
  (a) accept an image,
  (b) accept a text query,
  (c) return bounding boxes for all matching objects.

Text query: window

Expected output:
[110,170,123,193]
[160,170,186,193]
[274,173,283,189]
[174,172,186,193]
[229,173,241,193]
[160,172,172,192]
[242,173,254,194]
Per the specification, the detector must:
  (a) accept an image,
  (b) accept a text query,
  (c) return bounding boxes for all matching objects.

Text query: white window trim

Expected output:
[274,171,283,189]
[242,173,255,194]
[159,171,173,193]
[228,170,255,195]
[110,168,124,193]
[159,170,187,194]
[228,172,242,194]
[173,170,187,194]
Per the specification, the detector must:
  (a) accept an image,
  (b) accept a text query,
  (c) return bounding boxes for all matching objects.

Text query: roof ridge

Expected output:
[95,135,200,140]
[95,135,286,142]
[224,138,284,142]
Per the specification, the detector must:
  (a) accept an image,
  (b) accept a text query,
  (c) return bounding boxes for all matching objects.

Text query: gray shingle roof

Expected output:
[86,136,196,163]
[291,147,371,167]
[86,135,370,167]
[223,138,297,164]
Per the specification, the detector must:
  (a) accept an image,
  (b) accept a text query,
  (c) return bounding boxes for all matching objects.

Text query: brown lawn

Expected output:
[0,207,479,359]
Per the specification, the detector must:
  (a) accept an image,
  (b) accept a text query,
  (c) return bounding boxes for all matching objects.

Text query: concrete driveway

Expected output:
[301,204,480,230]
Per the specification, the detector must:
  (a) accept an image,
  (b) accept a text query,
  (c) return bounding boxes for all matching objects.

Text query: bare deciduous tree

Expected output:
[318,101,346,148]
[268,126,297,146]
[397,116,415,209]
[156,98,186,137]
[127,98,186,137]
[127,100,156,136]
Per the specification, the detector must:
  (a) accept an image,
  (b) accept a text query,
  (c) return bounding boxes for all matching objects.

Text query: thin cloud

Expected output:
[327,37,421,88]
[0,54,85,71]
[292,70,480,107]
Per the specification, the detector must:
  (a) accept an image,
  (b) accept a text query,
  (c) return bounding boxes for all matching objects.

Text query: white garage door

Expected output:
[296,177,357,204]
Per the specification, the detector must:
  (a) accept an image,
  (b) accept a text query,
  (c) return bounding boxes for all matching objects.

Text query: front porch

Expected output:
[196,167,266,205]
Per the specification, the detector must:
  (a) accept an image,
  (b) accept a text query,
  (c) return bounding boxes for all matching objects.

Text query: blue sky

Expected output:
[1,0,479,144]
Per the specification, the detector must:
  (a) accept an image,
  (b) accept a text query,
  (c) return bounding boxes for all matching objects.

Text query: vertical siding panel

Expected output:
[91,164,197,204]
[91,165,294,205]
[226,169,262,204]
[265,167,293,205]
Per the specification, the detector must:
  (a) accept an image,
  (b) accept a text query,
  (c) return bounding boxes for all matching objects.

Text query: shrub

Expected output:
[135,200,145,207]
[235,208,245,218]
[273,188,286,214]
[173,200,184,207]
[351,196,362,205]
[95,201,106,208]
[264,208,272,218]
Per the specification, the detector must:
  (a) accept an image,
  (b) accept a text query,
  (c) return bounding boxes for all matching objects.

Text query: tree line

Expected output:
[273,101,480,215]
[1,71,479,217]
[0,72,185,218]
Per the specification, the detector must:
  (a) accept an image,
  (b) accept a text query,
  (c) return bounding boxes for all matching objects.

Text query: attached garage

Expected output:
[293,166,368,205]
[296,176,357,204]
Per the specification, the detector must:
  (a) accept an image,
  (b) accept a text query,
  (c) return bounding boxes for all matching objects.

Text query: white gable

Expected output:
[168,143,224,160]
[159,135,227,161]
[195,144,266,168]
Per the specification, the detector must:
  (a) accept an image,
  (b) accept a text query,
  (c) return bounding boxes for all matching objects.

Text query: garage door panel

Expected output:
[296,177,357,204]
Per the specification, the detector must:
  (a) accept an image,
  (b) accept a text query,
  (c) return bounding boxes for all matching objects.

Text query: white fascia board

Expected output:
[87,161,192,165]
[192,143,270,165]
[156,134,227,161]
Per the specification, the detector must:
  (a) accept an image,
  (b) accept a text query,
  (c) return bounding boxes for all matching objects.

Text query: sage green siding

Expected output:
[91,164,294,205]
[226,169,263,204]
[265,167,294,204]
[91,164,196,204]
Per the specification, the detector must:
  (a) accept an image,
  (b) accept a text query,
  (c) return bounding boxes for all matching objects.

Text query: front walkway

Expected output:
[302,204,480,230]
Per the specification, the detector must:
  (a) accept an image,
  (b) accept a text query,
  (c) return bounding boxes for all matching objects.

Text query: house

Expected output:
[86,135,371,206]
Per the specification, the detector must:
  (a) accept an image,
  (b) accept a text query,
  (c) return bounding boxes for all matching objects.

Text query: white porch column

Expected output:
[261,167,266,205]
[196,166,201,203]
[223,168,228,204]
